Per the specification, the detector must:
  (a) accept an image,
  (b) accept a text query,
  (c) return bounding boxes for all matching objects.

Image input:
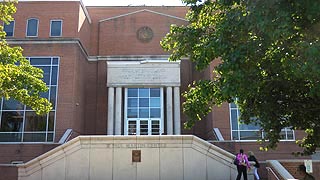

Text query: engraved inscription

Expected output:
[119,68,167,82]
[107,63,181,86]
[101,143,166,148]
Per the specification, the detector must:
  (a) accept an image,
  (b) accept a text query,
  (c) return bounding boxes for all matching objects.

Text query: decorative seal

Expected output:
[136,26,153,43]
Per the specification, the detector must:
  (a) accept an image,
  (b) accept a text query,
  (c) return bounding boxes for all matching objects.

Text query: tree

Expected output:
[161,0,320,155]
[0,0,51,115]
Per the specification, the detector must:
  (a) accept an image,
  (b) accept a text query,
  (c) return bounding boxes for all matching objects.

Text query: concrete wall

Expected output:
[17,135,238,180]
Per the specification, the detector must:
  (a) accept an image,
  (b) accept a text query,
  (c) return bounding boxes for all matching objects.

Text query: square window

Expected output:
[150,98,160,107]
[23,132,46,142]
[139,98,149,107]
[4,21,14,37]
[37,66,51,85]
[0,133,22,142]
[150,88,160,97]
[139,88,149,97]
[24,111,47,131]
[26,18,38,37]
[128,88,138,97]
[50,20,62,37]
[2,99,24,110]
[128,98,138,107]
[30,57,51,65]
[53,58,59,65]
[128,121,137,135]
[0,111,24,132]
[139,108,149,118]
[127,109,138,118]
[150,108,160,118]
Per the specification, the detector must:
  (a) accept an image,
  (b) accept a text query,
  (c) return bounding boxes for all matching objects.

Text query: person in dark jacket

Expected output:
[235,149,250,180]
[248,151,260,180]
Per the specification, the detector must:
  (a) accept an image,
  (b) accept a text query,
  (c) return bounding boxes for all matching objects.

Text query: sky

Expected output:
[81,0,186,6]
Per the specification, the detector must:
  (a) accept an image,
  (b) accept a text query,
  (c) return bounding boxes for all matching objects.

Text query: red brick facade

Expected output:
[0,1,315,179]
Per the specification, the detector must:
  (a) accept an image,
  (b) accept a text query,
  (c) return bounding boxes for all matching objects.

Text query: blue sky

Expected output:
[81,0,185,6]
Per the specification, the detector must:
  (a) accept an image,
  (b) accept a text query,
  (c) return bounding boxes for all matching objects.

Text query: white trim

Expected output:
[26,18,39,37]
[79,0,92,24]
[50,19,63,37]
[124,88,128,135]
[160,87,164,134]
[7,39,89,58]
[99,9,187,22]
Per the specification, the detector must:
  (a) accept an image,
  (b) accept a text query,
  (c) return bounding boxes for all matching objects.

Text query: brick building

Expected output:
[1,0,311,171]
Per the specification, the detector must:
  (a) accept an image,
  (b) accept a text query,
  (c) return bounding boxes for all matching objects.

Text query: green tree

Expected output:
[0,0,51,115]
[161,0,320,155]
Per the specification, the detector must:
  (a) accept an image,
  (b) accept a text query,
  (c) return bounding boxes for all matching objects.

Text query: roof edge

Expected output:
[99,9,187,22]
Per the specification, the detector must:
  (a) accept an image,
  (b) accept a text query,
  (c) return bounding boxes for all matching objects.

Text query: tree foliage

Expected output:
[161,0,320,155]
[0,0,51,114]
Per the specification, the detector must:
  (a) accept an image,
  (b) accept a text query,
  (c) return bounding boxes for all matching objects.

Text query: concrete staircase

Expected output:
[17,135,239,180]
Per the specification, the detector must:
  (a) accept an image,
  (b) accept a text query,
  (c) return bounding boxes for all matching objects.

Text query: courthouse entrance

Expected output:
[106,56,181,136]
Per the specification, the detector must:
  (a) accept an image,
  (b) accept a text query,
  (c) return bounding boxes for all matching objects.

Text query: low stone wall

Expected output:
[17,135,239,180]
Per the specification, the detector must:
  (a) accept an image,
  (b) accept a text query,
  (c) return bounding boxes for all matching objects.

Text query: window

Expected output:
[0,57,59,142]
[230,102,294,141]
[26,18,39,37]
[4,20,14,37]
[125,88,163,135]
[50,20,62,37]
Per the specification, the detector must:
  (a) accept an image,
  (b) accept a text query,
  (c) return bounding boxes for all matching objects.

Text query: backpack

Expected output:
[233,156,239,165]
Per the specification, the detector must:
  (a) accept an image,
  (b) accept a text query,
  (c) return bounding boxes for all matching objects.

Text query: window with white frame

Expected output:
[230,102,294,141]
[0,57,59,142]
[50,20,62,37]
[26,18,39,37]
[125,88,163,135]
[4,20,14,37]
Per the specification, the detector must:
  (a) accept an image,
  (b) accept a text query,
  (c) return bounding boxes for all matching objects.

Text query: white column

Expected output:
[115,87,122,135]
[166,87,173,135]
[174,87,181,135]
[107,87,114,135]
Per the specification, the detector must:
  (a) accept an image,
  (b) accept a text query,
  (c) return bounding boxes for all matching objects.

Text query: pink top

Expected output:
[236,153,250,167]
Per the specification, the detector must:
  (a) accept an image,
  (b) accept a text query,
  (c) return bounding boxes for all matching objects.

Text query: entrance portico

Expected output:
[106,56,181,135]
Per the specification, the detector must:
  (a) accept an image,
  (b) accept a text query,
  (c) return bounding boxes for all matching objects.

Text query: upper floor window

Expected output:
[229,102,295,141]
[26,18,39,37]
[3,20,14,37]
[50,20,62,37]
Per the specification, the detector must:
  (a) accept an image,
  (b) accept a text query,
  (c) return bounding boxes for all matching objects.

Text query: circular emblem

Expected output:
[136,26,153,43]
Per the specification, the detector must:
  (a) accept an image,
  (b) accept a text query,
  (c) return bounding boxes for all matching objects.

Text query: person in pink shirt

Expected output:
[235,149,250,180]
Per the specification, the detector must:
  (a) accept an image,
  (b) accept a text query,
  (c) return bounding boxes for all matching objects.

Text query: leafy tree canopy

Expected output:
[0,0,51,114]
[161,0,320,155]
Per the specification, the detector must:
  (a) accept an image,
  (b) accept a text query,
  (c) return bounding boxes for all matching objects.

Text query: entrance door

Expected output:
[125,88,163,135]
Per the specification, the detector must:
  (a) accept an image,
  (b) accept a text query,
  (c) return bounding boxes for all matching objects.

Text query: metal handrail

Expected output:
[266,167,281,180]
[58,129,73,144]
